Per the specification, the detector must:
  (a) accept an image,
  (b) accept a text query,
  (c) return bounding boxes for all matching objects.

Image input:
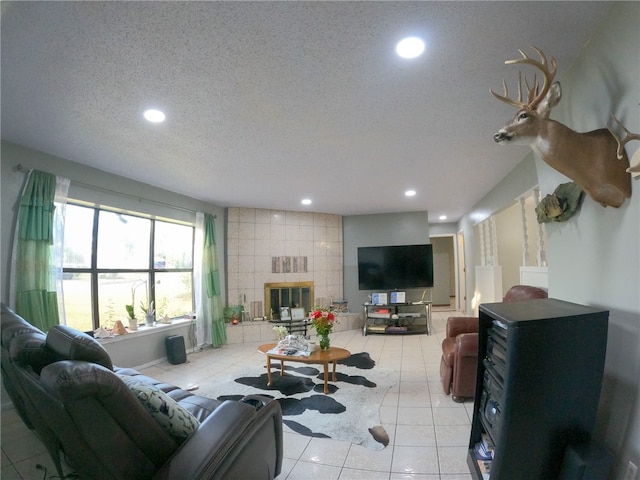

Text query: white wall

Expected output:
[461,154,540,311]
[494,204,521,294]
[538,4,639,476]
[459,3,639,476]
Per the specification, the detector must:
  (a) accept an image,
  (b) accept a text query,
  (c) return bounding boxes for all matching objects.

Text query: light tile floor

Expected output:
[1,308,475,480]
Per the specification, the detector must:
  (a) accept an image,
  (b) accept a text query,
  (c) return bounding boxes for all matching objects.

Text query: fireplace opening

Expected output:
[265,282,314,320]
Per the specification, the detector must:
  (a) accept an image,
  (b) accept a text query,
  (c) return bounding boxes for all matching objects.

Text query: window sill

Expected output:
[97,317,194,345]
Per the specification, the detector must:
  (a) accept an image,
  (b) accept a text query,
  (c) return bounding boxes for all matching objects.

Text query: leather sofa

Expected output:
[440,285,548,402]
[1,303,283,480]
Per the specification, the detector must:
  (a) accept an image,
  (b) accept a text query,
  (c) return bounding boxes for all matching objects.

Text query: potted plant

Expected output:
[125,304,137,330]
[141,301,155,327]
[128,279,148,329]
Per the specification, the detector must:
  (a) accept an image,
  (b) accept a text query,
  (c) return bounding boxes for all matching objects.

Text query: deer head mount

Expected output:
[492,46,631,208]
[609,114,640,177]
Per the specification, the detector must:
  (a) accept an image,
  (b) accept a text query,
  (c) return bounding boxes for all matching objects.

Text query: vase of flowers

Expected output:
[318,332,330,350]
[310,310,336,350]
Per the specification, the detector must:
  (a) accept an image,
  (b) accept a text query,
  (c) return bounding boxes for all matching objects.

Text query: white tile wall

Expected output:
[227,207,344,316]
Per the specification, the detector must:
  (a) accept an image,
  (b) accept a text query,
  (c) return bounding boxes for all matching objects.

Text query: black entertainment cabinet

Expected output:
[467,298,608,480]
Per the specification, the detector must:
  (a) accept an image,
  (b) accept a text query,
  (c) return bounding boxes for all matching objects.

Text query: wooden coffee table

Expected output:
[258,343,351,394]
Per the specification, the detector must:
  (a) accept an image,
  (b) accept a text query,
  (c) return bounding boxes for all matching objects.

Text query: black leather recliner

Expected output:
[1,303,283,480]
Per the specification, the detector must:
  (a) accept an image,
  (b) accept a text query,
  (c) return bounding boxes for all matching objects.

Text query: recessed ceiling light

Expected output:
[405,190,416,197]
[439,215,448,221]
[301,199,312,205]
[396,37,425,59]
[144,109,166,123]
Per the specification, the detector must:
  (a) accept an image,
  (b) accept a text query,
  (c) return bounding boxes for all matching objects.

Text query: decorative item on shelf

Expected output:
[223,305,243,324]
[310,309,336,350]
[112,320,127,335]
[250,300,263,321]
[331,299,349,313]
[127,317,138,331]
[94,327,113,339]
[125,304,136,330]
[273,325,288,341]
[279,306,291,321]
[535,182,585,223]
[159,314,172,325]
[127,278,149,328]
[141,301,155,327]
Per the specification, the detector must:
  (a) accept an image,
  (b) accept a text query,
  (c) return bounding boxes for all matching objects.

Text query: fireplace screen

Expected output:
[265,282,314,320]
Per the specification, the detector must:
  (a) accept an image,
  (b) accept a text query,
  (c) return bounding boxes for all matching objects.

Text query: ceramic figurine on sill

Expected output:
[94,327,112,338]
[112,320,127,335]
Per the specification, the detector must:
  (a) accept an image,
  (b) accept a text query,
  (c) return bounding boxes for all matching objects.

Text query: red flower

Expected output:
[310,310,336,336]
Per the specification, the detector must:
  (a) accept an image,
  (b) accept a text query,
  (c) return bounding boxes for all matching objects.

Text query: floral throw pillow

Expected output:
[119,376,199,441]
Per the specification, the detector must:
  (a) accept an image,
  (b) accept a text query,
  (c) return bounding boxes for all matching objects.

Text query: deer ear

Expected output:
[537,82,562,117]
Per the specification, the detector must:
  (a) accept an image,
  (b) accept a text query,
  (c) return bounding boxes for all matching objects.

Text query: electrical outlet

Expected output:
[625,461,638,480]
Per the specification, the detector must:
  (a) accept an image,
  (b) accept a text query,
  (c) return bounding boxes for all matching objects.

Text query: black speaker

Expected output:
[165,335,186,365]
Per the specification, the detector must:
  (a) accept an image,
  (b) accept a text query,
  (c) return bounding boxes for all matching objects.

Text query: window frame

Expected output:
[62,202,195,330]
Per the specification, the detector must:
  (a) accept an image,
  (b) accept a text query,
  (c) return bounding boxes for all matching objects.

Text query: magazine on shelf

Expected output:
[474,435,493,480]
[474,442,493,461]
[481,432,495,450]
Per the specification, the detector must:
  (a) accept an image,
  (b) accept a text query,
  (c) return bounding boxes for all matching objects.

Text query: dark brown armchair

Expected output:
[440,285,548,402]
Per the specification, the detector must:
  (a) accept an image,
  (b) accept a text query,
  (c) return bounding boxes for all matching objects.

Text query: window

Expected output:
[62,204,194,331]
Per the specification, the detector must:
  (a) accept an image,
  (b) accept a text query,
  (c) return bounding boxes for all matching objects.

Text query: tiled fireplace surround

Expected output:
[226,207,362,343]
[226,207,344,312]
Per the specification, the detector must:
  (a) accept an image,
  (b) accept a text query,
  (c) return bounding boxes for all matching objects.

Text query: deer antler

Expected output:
[491,46,558,110]
[608,114,640,160]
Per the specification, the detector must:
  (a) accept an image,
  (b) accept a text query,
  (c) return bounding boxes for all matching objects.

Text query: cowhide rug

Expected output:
[199,352,394,450]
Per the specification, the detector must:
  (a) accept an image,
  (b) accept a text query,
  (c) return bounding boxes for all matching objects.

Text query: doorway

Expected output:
[430,234,465,311]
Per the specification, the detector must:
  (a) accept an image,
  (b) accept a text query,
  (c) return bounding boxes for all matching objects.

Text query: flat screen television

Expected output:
[357,244,434,290]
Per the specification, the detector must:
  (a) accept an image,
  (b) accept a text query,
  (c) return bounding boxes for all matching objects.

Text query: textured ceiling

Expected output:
[1,1,614,221]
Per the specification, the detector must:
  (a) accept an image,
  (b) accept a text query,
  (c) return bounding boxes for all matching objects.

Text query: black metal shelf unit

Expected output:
[362,302,431,336]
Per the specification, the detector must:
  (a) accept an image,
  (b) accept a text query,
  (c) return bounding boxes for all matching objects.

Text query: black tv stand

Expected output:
[362,301,432,336]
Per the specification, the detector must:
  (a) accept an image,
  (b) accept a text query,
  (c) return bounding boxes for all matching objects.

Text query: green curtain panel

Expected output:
[203,214,226,347]
[14,170,60,331]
